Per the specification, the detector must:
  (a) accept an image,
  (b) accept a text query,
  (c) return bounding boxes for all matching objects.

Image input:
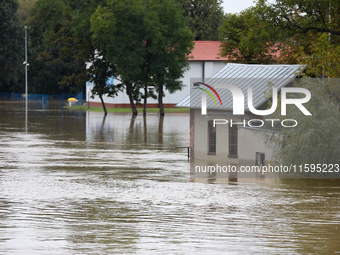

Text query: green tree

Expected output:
[264,78,340,169]
[257,0,340,38]
[177,0,224,41]
[256,0,340,91]
[297,33,340,100]
[48,0,117,113]
[144,0,194,115]
[88,55,123,115]
[256,0,340,65]
[91,0,194,115]
[91,0,147,115]
[17,0,37,23]
[27,0,83,95]
[219,0,340,65]
[219,7,278,63]
[0,0,23,92]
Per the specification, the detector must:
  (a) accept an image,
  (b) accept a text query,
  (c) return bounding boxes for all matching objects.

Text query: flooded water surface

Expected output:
[0,102,340,254]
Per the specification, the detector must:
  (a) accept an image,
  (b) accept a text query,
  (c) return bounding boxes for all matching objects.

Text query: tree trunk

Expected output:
[126,82,138,115]
[158,84,164,115]
[99,93,107,115]
[143,85,147,115]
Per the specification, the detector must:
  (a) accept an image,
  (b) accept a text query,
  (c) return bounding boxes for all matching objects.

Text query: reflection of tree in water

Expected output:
[86,113,188,150]
[143,115,147,144]
[126,115,166,148]
[101,113,107,129]
[158,115,164,145]
[88,113,114,145]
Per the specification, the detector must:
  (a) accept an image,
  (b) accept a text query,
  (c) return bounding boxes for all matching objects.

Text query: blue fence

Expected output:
[0,91,84,109]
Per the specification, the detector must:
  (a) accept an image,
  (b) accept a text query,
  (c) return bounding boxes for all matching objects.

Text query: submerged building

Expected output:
[176,63,304,166]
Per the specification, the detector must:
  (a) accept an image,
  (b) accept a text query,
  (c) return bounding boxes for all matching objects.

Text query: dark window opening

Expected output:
[229,124,238,157]
[208,120,216,155]
[256,152,265,166]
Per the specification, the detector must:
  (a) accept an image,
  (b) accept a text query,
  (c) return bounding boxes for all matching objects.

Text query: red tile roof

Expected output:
[188,41,228,61]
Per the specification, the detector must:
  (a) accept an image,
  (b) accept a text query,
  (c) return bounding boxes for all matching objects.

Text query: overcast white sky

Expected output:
[221,0,255,13]
[221,0,275,14]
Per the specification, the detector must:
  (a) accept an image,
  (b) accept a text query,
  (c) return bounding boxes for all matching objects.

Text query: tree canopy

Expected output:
[91,0,194,115]
[0,0,23,92]
[239,0,340,166]
[177,0,225,41]
[17,0,37,23]
[219,8,278,63]
[256,0,340,38]
[219,0,340,67]
[264,78,340,169]
[26,0,83,95]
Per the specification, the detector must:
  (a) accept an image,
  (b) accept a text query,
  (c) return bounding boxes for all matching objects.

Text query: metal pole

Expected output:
[24,26,28,109]
[328,1,331,79]
[329,0,331,42]
[24,26,28,132]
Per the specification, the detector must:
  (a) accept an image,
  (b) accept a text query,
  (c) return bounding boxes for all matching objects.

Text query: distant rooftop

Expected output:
[188,41,228,61]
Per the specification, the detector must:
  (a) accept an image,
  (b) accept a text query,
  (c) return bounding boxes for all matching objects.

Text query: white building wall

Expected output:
[204,62,214,79]
[238,127,274,165]
[192,109,274,165]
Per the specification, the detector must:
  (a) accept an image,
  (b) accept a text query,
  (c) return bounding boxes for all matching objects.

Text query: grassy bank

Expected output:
[65,105,190,113]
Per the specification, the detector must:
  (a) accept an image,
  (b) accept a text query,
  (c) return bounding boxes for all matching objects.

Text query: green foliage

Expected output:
[91,0,147,85]
[0,0,23,92]
[19,0,193,107]
[17,0,37,23]
[257,0,340,38]
[91,0,194,114]
[258,0,340,65]
[145,0,194,90]
[219,7,277,63]
[88,54,123,113]
[177,0,224,41]
[264,78,340,166]
[27,0,83,94]
[297,34,340,99]
[219,0,340,66]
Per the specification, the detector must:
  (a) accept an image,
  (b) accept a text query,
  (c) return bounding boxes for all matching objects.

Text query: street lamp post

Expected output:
[24,26,29,132]
[24,26,28,106]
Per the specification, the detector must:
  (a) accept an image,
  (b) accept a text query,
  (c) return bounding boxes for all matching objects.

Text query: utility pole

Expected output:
[329,0,331,42]
[24,26,29,108]
[24,26,29,132]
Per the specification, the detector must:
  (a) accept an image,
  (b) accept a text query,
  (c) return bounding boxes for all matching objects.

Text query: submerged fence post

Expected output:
[175,147,190,159]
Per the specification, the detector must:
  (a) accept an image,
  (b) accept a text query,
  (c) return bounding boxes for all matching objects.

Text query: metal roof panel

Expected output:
[175,63,304,110]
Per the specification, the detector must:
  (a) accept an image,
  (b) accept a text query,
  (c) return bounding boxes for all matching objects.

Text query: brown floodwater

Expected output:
[0,101,339,254]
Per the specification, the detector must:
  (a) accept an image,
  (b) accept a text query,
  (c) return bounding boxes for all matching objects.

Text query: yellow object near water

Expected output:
[67,97,78,106]
[67,97,78,102]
